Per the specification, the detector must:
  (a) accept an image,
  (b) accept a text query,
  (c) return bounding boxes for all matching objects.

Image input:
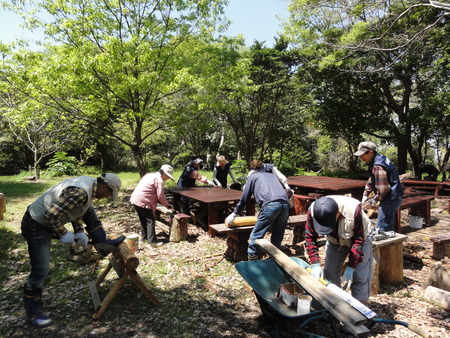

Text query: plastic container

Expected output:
[409,215,423,229]
[125,234,139,252]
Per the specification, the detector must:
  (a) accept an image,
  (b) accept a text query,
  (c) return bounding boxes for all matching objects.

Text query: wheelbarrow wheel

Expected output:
[255,293,277,324]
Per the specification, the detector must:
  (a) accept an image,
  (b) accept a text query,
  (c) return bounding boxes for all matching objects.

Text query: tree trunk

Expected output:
[131,146,147,178]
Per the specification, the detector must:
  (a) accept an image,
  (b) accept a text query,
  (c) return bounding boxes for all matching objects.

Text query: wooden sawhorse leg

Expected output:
[90,243,160,319]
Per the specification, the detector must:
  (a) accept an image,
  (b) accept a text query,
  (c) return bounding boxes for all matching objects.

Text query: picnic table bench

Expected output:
[209,215,307,261]
[395,194,434,232]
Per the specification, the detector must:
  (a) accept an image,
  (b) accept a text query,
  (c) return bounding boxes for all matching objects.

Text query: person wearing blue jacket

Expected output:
[225,159,290,260]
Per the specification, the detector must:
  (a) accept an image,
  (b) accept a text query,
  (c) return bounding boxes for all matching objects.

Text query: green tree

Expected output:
[214,37,307,167]
[4,0,230,177]
[285,0,450,173]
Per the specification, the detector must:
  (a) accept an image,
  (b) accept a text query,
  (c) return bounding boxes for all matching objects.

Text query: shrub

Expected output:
[46,152,79,177]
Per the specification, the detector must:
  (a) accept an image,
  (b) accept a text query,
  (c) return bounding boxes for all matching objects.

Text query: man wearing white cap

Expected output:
[304,196,373,302]
[353,141,403,237]
[21,173,124,328]
[130,165,175,248]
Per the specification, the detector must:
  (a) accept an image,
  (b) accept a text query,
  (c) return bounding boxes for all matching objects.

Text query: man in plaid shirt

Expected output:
[21,174,124,328]
[354,141,404,237]
[304,196,373,302]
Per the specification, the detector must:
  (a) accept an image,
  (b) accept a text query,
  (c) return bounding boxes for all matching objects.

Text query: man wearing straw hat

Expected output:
[130,165,175,248]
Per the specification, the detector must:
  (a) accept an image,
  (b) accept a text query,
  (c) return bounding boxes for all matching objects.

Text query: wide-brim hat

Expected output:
[312,197,339,235]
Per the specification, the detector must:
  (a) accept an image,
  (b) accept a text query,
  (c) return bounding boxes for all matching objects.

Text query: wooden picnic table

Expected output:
[169,186,255,233]
[402,178,449,196]
[287,175,366,200]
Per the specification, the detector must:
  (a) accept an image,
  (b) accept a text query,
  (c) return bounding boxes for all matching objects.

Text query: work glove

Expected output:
[285,188,294,199]
[310,263,322,279]
[361,195,368,203]
[75,232,89,249]
[225,213,237,227]
[342,266,355,291]
[60,231,76,245]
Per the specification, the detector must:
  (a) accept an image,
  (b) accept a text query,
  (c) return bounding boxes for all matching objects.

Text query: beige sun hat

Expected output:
[160,164,174,181]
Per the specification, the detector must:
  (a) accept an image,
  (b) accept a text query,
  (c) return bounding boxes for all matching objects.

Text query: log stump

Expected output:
[426,259,450,292]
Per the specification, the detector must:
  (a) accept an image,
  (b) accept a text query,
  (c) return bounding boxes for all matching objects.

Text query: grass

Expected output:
[0,170,262,337]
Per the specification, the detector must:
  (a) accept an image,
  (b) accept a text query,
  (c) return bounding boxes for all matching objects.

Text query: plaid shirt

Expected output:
[44,183,96,236]
[304,204,366,269]
[364,165,391,200]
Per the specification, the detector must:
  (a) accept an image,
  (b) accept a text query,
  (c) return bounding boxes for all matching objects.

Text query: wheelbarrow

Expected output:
[236,256,431,338]
[235,257,340,337]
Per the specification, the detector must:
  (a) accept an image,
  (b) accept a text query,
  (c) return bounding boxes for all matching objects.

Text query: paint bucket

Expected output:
[125,234,139,252]
[409,215,423,229]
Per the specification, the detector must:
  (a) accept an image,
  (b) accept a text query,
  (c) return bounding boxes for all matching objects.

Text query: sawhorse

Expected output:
[89,242,160,319]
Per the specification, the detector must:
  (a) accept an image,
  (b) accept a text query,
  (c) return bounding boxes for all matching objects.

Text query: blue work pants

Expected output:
[248,201,289,258]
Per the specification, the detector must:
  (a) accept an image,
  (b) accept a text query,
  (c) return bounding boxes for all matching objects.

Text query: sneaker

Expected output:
[149,242,163,248]
[383,231,396,238]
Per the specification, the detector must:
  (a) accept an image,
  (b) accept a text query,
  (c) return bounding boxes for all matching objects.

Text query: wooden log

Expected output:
[423,285,450,311]
[169,214,189,242]
[379,242,403,283]
[255,239,369,333]
[425,261,450,292]
[403,253,423,265]
[0,193,5,221]
[115,242,139,270]
[228,216,258,227]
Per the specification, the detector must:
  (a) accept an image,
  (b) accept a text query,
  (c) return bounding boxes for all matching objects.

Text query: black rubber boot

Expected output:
[23,287,53,328]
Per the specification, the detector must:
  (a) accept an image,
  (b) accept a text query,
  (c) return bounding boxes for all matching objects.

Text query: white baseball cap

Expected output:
[160,164,174,181]
[101,173,121,201]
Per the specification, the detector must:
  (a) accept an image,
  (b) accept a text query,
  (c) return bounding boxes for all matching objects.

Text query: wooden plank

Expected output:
[255,239,368,333]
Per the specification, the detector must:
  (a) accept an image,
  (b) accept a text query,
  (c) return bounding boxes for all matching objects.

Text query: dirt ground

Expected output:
[1,194,450,337]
